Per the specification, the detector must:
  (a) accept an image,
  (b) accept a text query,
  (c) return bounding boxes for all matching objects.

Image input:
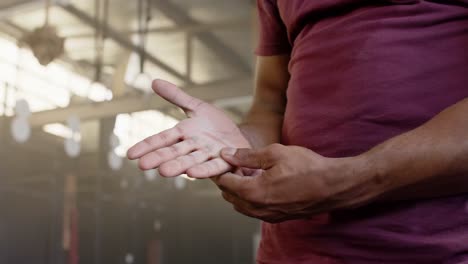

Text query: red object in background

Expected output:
[63,174,79,264]
[68,208,79,264]
[147,238,161,264]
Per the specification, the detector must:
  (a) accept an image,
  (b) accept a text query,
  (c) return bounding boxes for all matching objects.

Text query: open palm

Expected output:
[127,80,251,178]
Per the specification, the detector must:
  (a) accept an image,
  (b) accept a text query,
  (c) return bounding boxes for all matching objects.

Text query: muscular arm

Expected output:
[214,98,468,222]
[359,98,468,201]
[233,56,467,202]
[239,55,290,148]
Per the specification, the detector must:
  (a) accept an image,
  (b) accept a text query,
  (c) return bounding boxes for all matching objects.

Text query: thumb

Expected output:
[221,147,278,170]
[152,79,205,113]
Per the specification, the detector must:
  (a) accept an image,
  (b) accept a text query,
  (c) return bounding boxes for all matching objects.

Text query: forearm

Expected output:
[356,98,468,201]
[239,56,289,149]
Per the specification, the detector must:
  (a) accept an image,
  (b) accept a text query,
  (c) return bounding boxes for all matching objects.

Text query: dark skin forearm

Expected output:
[238,55,289,149]
[214,98,468,223]
[359,98,468,201]
[236,97,468,205]
[239,97,468,201]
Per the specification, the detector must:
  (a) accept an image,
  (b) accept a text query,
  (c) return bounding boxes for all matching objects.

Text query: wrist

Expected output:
[238,118,283,148]
[237,125,255,147]
[325,154,394,208]
[351,152,397,199]
[238,124,270,148]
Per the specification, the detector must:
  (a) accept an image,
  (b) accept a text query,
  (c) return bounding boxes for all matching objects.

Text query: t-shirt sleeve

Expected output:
[255,0,291,56]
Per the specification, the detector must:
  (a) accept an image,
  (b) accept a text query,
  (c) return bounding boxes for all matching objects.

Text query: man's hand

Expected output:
[217,144,385,223]
[127,80,250,178]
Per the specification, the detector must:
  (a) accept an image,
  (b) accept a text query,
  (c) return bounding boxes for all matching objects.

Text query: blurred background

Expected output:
[0,0,259,263]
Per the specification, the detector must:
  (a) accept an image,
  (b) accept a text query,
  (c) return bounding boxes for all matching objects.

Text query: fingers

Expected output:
[138,139,197,170]
[222,192,264,217]
[127,127,182,160]
[215,172,262,204]
[221,191,284,223]
[186,158,232,179]
[152,79,205,113]
[159,150,210,177]
[220,144,283,169]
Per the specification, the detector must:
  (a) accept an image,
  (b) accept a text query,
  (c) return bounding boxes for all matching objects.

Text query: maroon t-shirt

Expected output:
[256,0,468,263]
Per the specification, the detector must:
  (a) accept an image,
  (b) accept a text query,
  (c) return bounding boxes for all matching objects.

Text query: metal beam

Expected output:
[149,19,250,34]
[29,78,252,127]
[0,0,45,20]
[64,19,251,39]
[155,0,252,74]
[58,3,189,83]
[0,21,209,122]
[0,0,251,77]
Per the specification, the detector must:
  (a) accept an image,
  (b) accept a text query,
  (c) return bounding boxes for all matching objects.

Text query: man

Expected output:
[128,0,468,263]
